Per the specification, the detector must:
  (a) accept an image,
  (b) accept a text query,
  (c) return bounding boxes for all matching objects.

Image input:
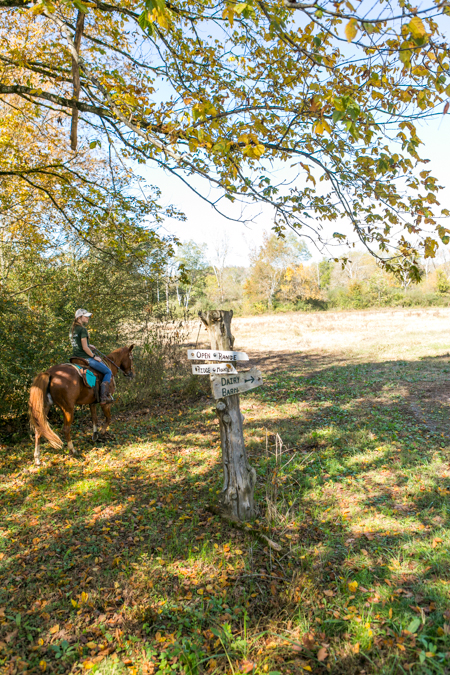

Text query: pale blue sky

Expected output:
[140,113,450,267]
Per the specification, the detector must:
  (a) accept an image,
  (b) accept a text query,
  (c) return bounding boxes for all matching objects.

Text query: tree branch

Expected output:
[0,84,110,117]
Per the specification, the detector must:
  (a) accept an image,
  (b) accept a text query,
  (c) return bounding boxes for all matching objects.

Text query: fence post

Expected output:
[199,309,256,521]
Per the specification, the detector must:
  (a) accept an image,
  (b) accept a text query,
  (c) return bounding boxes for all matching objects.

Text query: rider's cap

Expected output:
[75,308,93,319]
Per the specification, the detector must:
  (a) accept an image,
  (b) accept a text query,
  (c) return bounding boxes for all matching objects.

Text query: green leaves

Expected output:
[407,617,421,634]
[138,0,170,32]
[71,0,89,13]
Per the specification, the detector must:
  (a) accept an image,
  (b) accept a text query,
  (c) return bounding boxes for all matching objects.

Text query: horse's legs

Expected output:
[90,403,99,441]
[34,428,41,466]
[62,406,76,456]
[99,403,111,435]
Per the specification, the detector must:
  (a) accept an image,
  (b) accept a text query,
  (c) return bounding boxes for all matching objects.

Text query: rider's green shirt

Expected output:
[71,325,90,359]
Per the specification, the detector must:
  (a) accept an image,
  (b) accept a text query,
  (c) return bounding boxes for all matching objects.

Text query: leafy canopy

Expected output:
[1,0,450,278]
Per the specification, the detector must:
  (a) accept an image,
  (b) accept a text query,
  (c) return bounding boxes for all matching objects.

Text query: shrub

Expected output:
[0,295,69,421]
[117,314,193,407]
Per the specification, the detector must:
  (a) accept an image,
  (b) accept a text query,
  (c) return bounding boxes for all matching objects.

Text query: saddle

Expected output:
[68,357,102,401]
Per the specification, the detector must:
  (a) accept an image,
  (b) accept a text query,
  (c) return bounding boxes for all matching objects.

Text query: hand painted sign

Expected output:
[210,367,263,399]
[187,349,249,362]
[192,363,238,375]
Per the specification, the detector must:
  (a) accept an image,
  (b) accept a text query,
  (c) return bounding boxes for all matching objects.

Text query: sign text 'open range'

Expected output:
[187,349,249,362]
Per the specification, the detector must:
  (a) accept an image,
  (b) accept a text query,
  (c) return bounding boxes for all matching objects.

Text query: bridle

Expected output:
[93,348,134,378]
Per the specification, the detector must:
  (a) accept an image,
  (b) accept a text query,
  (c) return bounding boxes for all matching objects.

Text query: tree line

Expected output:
[169,233,450,315]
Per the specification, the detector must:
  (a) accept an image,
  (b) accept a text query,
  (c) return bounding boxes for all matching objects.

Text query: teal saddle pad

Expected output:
[73,364,97,388]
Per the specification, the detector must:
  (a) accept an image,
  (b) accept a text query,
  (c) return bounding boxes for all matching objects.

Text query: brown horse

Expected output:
[29,345,135,465]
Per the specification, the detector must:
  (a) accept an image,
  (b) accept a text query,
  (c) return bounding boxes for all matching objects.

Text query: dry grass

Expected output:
[229,308,450,361]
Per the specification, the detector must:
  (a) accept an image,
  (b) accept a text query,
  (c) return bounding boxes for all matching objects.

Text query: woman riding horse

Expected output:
[70,308,113,404]
[28,311,134,465]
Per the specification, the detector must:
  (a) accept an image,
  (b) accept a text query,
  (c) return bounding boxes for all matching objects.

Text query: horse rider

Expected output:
[70,308,113,404]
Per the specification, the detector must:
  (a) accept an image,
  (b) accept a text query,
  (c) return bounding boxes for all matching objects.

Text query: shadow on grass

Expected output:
[2,353,450,673]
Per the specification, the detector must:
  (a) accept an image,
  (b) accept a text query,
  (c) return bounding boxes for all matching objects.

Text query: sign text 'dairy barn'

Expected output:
[210,367,263,399]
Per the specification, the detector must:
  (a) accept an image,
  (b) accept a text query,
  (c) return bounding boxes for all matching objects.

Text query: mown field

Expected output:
[2,307,450,675]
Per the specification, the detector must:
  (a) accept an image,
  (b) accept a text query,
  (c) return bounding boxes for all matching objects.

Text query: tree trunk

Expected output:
[165,273,169,313]
[199,309,256,521]
[70,10,85,151]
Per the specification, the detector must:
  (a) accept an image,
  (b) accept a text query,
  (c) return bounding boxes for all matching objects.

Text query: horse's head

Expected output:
[120,345,135,378]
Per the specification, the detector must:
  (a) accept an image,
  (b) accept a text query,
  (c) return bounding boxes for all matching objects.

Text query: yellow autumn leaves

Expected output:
[346,15,427,44]
[345,19,358,42]
[313,119,331,136]
[239,133,265,159]
[71,591,89,609]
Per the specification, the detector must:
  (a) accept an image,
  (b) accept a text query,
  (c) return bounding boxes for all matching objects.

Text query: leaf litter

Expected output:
[2,331,450,673]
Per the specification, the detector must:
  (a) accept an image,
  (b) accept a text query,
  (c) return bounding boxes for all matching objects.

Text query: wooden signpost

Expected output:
[191,309,263,522]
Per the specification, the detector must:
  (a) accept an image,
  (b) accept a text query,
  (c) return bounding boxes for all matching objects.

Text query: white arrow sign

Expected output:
[192,363,238,375]
[211,367,263,399]
[187,349,249,362]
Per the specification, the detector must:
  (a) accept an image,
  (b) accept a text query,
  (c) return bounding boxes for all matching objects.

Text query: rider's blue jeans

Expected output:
[87,358,112,383]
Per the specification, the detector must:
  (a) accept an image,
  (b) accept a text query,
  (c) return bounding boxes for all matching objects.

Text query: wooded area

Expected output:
[164,234,450,315]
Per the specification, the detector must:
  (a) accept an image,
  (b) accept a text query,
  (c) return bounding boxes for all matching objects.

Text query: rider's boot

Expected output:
[100,381,113,404]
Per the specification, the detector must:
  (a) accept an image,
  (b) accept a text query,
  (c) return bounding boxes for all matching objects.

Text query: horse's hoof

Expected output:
[92,431,99,442]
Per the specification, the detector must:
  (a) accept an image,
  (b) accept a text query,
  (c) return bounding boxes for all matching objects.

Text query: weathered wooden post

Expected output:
[199,310,257,521]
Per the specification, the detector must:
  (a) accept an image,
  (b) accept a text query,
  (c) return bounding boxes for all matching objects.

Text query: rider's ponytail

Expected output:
[69,317,83,339]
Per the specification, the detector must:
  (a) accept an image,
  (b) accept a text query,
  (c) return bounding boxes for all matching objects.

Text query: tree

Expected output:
[318,259,334,289]
[210,235,231,305]
[175,240,208,309]
[436,268,450,294]
[279,264,322,305]
[1,0,449,278]
[0,97,182,275]
[245,232,310,309]
[205,266,247,309]
[331,252,378,287]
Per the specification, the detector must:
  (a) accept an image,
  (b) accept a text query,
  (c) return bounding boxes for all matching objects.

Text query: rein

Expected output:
[93,348,131,378]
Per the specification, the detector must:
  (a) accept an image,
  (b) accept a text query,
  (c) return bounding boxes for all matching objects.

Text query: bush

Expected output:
[0,295,69,421]
[327,283,450,310]
[117,314,193,407]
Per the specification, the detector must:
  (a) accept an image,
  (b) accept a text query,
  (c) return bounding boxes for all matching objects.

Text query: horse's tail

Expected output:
[28,372,63,449]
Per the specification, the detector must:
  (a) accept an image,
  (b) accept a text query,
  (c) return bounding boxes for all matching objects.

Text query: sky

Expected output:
[139,112,450,268]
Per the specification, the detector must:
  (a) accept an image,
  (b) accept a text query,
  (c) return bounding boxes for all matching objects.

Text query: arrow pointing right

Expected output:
[244,376,255,384]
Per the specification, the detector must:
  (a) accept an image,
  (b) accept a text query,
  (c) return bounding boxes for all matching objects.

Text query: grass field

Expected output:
[2,307,450,675]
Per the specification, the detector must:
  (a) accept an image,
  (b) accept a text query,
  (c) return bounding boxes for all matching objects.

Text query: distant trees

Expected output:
[175,240,208,310]
[154,235,450,316]
[244,233,311,310]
